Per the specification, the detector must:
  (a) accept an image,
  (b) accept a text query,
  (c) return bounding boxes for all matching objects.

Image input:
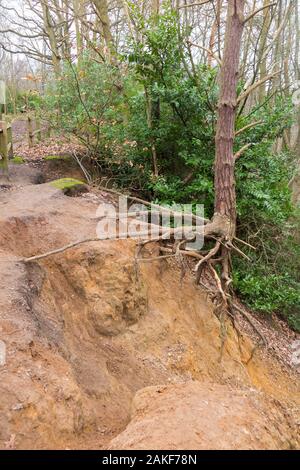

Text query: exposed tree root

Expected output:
[21,201,266,360]
[194,240,222,285]
[134,212,267,361]
[231,302,267,346]
[22,238,102,263]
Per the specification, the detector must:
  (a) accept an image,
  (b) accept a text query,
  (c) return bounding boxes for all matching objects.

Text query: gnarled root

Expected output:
[136,211,265,360]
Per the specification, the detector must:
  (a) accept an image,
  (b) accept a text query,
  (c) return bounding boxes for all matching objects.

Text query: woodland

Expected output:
[0,1,299,331]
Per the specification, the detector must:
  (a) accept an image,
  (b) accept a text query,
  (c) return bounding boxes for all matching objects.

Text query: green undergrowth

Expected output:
[11,156,25,164]
[42,8,299,332]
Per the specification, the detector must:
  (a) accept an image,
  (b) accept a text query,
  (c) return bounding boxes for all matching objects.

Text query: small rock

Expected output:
[12,403,24,411]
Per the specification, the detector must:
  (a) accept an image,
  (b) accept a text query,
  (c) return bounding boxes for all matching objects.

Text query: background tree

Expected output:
[0,0,299,330]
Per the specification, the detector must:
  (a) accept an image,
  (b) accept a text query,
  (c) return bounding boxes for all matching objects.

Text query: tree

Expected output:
[201,0,246,299]
[93,0,116,63]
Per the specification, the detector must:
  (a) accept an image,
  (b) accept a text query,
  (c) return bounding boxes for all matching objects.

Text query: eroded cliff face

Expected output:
[0,182,299,450]
[109,381,299,450]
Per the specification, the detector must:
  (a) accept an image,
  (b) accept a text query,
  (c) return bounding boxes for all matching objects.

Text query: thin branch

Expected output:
[188,41,222,66]
[235,120,264,137]
[243,2,277,24]
[178,1,212,8]
[227,242,252,261]
[95,186,209,224]
[232,303,267,348]
[260,2,293,62]
[234,237,256,251]
[234,143,253,160]
[0,29,46,39]
[237,71,280,104]
[23,238,101,263]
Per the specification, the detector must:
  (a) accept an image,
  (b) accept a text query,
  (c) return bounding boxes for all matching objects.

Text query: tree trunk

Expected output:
[74,0,83,58]
[93,0,116,63]
[208,0,222,67]
[213,0,246,239]
[40,0,61,77]
[258,0,272,102]
[151,0,160,15]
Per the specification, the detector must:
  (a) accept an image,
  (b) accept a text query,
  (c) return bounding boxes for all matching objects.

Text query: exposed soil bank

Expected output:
[0,171,299,449]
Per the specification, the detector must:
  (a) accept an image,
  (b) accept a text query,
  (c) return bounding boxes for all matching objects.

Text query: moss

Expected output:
[11,156,25,164]
[50,178,86,191]
[44,155,70,161]
[0,159,8,170]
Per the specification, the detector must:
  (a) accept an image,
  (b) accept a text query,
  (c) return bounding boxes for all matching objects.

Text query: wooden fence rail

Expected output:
[27,116,51,147]
[0,121,13,175]
[27,116,42,147]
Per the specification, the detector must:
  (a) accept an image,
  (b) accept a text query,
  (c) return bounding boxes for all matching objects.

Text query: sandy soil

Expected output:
[0,161,299,450]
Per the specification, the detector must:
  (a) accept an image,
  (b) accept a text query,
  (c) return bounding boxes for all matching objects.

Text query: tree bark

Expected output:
[93,0,116,63]
[258,0,272,102]
[40,0,61,77]
[208,0,222,67]
[213,0,246,238]
[73,0,83,58]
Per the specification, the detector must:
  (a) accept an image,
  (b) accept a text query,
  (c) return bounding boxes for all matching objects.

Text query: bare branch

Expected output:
[237,71,280,104]
[178,1,212,9]
[235,120,264,136]
[188,41,222,66]
[234,143,253,160]
[0,29,45,39]
[23,238,102,263]
[243,3,277,24]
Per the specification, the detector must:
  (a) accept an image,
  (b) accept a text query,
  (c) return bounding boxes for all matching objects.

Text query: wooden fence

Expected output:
[0,115,50,174]
[27,116,42,147]
[0,121,13,173]
[27,116,51,147]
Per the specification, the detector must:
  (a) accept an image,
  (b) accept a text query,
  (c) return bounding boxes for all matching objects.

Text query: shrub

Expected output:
[43,8,300,331]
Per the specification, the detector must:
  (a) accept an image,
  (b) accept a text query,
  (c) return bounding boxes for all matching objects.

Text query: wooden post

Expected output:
[28,116,34,147]
[7,124,13,158]
[0,81,6,121]
[0,121,9,180]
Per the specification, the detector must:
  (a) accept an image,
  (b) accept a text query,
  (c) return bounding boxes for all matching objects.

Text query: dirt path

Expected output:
[10,116,84,161]
[11,117,28,150]
[0,162,299,450]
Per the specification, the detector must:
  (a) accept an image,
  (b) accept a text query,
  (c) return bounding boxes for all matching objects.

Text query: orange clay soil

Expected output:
[0,167,299,449]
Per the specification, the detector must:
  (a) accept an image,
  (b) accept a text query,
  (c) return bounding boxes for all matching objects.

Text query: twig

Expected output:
[234,143,253,160]
[243,3,276,24]
[228,243,252,261]
[232,302,267,348]
[22,238,101,263]
[178,1,212,9]
[234,237,256,250]
[235,120,264,137]
[72,150,92,184]
[188,41,222,66]
[237,71,281,104]
[95,185,209,224]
